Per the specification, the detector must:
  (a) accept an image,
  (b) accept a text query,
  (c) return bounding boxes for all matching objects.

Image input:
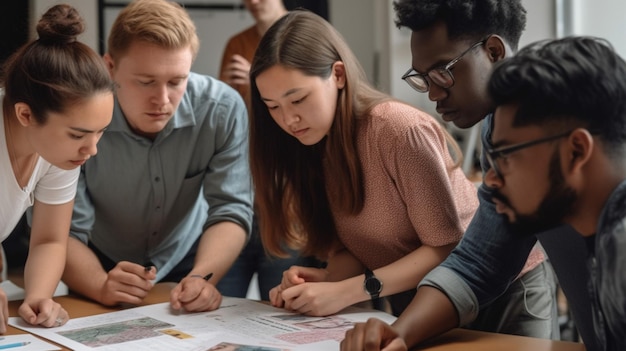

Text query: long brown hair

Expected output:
[249,11,392,259]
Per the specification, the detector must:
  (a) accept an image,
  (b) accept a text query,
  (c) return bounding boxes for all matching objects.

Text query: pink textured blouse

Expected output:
[325,101,479,270]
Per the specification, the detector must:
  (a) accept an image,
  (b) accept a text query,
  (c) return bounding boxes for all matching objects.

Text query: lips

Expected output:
[436,107,457,121]
[292,128,309,137]
[147,112,169,119]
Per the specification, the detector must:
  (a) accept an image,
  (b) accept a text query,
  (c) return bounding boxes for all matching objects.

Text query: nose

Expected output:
[81,135,99,157]
[150,83,169,105]
[428,82,448,102]
[483,167,502,189]
[281,107,300,126]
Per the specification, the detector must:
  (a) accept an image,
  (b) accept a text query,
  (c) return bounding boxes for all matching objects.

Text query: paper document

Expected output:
[9,297,396,350]
[0,334,60,351]
[0,280,68,301]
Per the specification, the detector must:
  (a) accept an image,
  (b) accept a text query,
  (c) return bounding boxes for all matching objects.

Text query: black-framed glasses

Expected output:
[402,38,488,93]
[485,130,574,179]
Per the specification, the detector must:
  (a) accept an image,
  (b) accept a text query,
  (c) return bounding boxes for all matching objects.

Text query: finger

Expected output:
[381,338,406,351]
[116,262,157,282]
[180,286,221,312]
[51,309,69,328]
[270,288,286,308]
[230,54,250,65]
[341,327,358,351]
[108,272,155,295]
[34,301,58,326]
[228,77,249,86]
[0,310,6,335]
[169,283,184,309]
[0,292,7,334]
[18,302,40,325]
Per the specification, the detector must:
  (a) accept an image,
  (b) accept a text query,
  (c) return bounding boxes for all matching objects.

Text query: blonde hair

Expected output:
[107,0,199,61]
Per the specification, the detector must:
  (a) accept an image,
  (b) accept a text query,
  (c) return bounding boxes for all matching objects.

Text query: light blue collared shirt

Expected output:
[70,72,253,281]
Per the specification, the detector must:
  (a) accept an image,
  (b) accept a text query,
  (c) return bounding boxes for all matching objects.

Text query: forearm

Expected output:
[23,240,66,300]
[331,243,456,308]
[375,243,456,297]
[325,249,364,282]
[393,286,459,347]
[62,237,108,303]
[189,221,247,282]
[24,201,72,300]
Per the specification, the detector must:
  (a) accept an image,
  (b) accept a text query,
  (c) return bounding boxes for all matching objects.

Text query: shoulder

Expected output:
[185,72,245,109]
[182,73,247,132]
[224,26,259,49]
[365,101,444,138]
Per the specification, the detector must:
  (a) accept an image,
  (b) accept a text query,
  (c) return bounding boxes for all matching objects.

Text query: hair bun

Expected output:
[36,4,85,45]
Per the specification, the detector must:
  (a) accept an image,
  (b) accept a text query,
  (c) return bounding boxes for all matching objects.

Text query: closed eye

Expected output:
[292,95,307,105]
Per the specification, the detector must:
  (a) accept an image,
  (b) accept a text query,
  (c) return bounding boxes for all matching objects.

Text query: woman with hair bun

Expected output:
[0,4,113,332]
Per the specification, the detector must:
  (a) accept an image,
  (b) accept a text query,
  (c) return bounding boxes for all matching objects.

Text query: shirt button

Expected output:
[154,176,160,182]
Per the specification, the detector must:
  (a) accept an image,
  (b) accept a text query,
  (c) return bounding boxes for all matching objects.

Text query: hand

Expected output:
[221,54,251,87]
[269,266,329,308]
[280,266,328,289]
[98,261,156,306]
[170,275,222,312]
[280,281,351,316]
[18,297,69,329]
[341,318,408,351]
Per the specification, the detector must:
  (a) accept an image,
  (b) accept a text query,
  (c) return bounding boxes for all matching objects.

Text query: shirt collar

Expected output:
[106,94,196,138]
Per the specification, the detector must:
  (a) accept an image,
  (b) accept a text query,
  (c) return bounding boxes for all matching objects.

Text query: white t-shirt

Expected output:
[0,107,79,241]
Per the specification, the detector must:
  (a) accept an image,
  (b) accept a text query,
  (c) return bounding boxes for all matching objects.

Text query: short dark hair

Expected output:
[393,0,526,50]
[488,36,626,150]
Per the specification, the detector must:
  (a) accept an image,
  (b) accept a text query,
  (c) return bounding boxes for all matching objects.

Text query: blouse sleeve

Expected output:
[379,103,478,247]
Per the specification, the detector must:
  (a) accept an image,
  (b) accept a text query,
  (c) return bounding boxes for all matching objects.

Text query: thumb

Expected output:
[169,284,183,309]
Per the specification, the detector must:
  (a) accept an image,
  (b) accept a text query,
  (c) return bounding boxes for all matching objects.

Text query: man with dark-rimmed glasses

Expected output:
[341,1,601,351]
[483,37,626,351]
[401,36,488,93]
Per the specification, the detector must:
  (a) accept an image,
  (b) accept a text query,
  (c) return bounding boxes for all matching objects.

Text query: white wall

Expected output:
[568,0,626,58]
[29,0,626,94]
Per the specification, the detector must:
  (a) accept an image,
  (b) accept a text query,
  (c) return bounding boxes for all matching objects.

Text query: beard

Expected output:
[494,151,577,236]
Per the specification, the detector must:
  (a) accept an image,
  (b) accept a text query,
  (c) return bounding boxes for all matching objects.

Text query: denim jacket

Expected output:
[420,114,600,351]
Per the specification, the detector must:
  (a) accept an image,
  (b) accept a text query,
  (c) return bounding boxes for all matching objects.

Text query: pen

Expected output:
[190,272,213,281]
[0,341,30,349]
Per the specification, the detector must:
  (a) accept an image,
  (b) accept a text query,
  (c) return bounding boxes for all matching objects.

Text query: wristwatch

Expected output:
[363,268,383,300]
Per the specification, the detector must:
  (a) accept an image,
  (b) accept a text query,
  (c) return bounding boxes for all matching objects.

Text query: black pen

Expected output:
[190,273,213,281]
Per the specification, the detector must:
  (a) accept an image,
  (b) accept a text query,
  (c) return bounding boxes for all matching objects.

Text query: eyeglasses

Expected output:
[484,130,574,179]
[402,38,487,93]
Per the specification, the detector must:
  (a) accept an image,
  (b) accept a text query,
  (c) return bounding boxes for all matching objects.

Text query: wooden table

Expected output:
[6,283,585,351]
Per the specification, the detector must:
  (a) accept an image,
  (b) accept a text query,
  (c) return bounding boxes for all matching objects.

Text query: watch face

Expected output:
[365,277,382,294]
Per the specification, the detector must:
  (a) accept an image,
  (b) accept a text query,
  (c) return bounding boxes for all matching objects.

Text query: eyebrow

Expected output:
[134,73,189,80]
[490,135,518,149]
[261,87,302,102]
[413,59,451,75]
[70,126,109,133]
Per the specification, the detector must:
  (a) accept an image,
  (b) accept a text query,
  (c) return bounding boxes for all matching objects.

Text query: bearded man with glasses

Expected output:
[340,1,601,351]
